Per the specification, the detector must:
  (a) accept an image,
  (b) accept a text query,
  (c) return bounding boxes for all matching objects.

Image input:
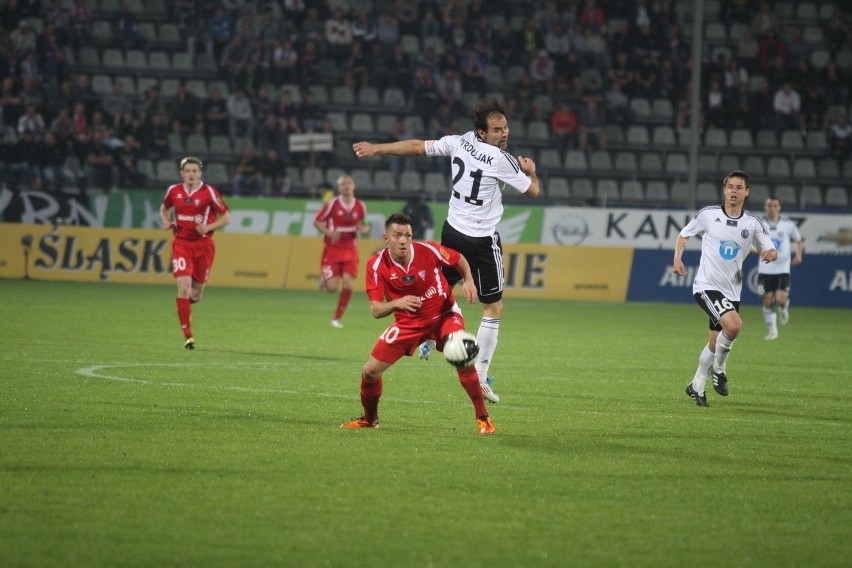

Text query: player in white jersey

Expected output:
[757,198,803,340]
[673,171,777,407]
[352,99,540,403]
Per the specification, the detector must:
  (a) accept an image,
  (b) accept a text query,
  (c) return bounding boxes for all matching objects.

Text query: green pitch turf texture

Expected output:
[1,280,849,568]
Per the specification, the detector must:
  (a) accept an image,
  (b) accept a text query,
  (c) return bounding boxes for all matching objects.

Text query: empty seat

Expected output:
[91,74,112,95]
[564,150,588,171]
[423,172,447,196]
[357,87,380,106]
[327,111,348,132]
[653,126,676,146]
[589,151,613,171]
[538,148,562,170]
[596,179,620,204]
[779,130,804,149]
[149,51,170,71]
[756,129,778,148]
[621,180,645,202]
[773,183,797,203]
[670,181,689,205]
[373,171,397,192]
[767,156,791,177]
[665,152,689,174]
[743,155,765,176]
[526,120,549,141]
[800,185,823,207]
[796,2,818,22]
[630,98,652,121]
[704,129,728,147]
[817,158,840,178]
[730,129,753,148]
[614,151,638,172]
[185,134,209,154]
[719,154,741,173]
[571,178,595,200]
[125,49,147,70]
[350,113,375,134]
[375,113,397,134]
[547,176,570,198]
[626,125,650,145]
[696,182,720,204]
[698,153,717,173]
[404,115,424,135]
[651,98,674,121]
[102,48,125,69]
[78,46,100,67]
[803,25,824,44]
[209,135,232,155]
[400,34,420,55]
[205,162,230,185]
[185,79,207,99]
[91,20,114,42]
[332,86,355,105]
[605,124,625,145]
[645,180,669,202]
[806,131,828,150]
[639,151,663,173]
[705,21,727,41]
[155,159,178,182]
[172,53,193,72]
[749,183,770,204]
[792,157,817,178]
[399,171,422,191]
[825,186,850,208]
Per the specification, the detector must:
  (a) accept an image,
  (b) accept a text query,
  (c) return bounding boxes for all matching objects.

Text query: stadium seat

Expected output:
[697,153,717,174]
[209,135,232,156]
[749,183,770,204]
[185,79,208,99]
[485,66,505,88]
[538,148,562,170]
[185,134,209,154]
[589,151,613,171]
[571,178,595,201]
[696,182,720,205]
[78,46,100,67]
[526,121,549,142]
[400,34,420,55]
[792,157,817,178]
[596,179,620,202]
[547,176,570,198]
[756,129,778,148]
[382,88,407,109]
[149,51,170,72]
[767,156,791,177]
[730,129,753,148]
[91,74,112,95]
[309,85,329,104]
[825,186,850,208]
[665,152,689,174]
[155,159,179,183]
[356,87,380,106]
[125,49,147,71]
[375,113,397,135]
[803,25,824,44]
[719,154,741,173]
[349,113,375,134]
[373,171,397,192]
[102,48,125,70]
[817,158,840,178]
[670,181,689,206]
[780,130,804,149]
[806,131,828,150]
[705,22,727,42]
[743,156,765,176]
[605,124,624,145]
[629,98,652,121]
[172,53,193,73]
[331,86,355,106]
[614,151,638,172]
[137,159,155,181]
[423,172,448,197]
[205,162,230,186]
[652,126,676,146]
[91,20,114,43]
[626,125,650,145]
[773,184,797,204]
[404,115,425,136]
[399,171,422,192]
[327,112,348,132]
[810,49,831,68]
[651,98,674,122]
[158,22,180,46]
[645,180,669,202]
[639,151,663,173]
[796,2,818,22]
[324,168,345,185]
[800,185,823,207]
[564,150,588,171]
[704,129,728,148]
[621,180,644,202]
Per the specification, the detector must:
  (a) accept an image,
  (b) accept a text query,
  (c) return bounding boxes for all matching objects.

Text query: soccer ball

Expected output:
[443,331,479,368]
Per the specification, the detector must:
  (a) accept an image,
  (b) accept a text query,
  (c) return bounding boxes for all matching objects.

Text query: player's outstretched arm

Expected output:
[353,139,426,158]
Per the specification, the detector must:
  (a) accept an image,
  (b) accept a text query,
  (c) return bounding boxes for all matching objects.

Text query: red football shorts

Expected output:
[171,238,215,282]
[320,246,358,282]
[370,311,467,365]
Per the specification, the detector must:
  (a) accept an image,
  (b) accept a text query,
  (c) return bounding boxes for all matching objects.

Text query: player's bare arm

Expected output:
[314,220,341,241]
[369,296,422,319]
[358,221,371,235]
[792,241,804,265]
[517,156,541,198]
[353,139,426,158]
[159,204,173,232]
[453,254,477,306]
[197,211,231,235]
[672,235,689,276]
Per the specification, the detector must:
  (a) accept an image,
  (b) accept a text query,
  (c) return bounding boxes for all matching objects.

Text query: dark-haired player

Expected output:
[352,99,540,403]
[159,156,231,349]
[340,212,495,435]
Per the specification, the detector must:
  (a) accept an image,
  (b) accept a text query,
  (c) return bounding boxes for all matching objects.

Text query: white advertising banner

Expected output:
[541,207,852,254]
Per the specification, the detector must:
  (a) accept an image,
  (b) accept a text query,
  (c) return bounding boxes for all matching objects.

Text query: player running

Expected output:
[340,212,495,435]
[160,156,231,349]
[352,99,540,403]
[313,174,370,328]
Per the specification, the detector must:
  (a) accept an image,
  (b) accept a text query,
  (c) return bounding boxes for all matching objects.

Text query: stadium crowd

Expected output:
[0,0,850,200]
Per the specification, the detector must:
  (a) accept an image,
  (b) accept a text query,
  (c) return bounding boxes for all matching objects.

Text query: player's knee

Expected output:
[362,366,382,381]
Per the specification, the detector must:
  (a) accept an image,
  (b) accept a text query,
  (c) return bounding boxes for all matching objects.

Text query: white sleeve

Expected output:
[494,151,532,194]
[679,214,705,238]
[425,135,459,157]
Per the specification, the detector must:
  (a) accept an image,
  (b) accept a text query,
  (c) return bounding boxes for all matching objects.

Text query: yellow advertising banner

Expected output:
[1,225,633,301]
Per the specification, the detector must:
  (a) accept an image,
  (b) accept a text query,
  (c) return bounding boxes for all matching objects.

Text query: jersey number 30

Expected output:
[452,157,484,206]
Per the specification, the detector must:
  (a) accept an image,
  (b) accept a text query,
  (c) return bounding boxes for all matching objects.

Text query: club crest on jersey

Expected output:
[418,271,426,280]
[402,275,415,284]
[741,229,749,239]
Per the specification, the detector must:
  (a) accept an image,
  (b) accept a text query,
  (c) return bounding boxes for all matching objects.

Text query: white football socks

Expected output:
[763,307,777,334]
[714,332,735,372]
[692,344,714,394]
[475,317,500,385]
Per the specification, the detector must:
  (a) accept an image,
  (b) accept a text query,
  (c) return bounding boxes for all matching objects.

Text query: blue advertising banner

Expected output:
[628,249,852,308]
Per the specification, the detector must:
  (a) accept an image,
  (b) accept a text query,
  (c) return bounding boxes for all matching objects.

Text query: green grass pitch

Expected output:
[1,280,849,567]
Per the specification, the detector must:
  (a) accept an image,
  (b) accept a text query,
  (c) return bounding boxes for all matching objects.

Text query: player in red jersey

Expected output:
[313,174,370,328]
[340,212,496,435]
[159,156,231,349]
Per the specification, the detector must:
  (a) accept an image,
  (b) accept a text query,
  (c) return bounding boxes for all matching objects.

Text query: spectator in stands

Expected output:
[703,80,727,131]
[141,112,169,159]
[723,57,749,92]
[169,81,200,136]
[343,39,370,88]
[231,144,264,195]
[493,21,520,70]
[1,129,38,189]
[298,90,325,132]
[114,1,146,51]
[604,81,631,127]
[550,101,578,153]
[752,2,778,36]
[773,82,801,133]
[506,70,541,122]
[11,21,37,57]
[578,98,607,152]
[470,14,493,58]
[529,50,555,96]
[101,81,133,126]
[384,116,415,185]
[272,39,299,86]
[436,68,465,117]
[634,51,659,98]
[787,59,818,95]
[441,0,468,29]
[227,88,255,141]
[354,8,380,45]
[757,29,788,72]
[49,107,74,148]
[117,133,146,188]
[84,130,120,192]
[36,131,75,191]
[325,9,354,60]
[460,46,487,99]
[0,77,22,130]
[138,84,165,118]
[412,63,439,125]
[401,189,433,240]
[820,59,850,106]
[395,0,419,36]
[203,87,229,137]
[273,89,299,126]
[828,112,852,164]
[255,112,286,156]
[826,6,852,52]
[519,18,543,60]
[750,77,775,131]
[260,147,290,196]
[221,33,249,83]
[208,6,235,62]
[799,83,828,134]
[579,0,605,34]
[728,82,759,134]
[70,101,90,162]
[17,103,45,140]
[298,39,320,86]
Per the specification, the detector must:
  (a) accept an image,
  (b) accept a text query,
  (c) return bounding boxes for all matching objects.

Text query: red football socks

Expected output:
[360,375,382,422]
[458,366,487,416]
[176,297,192,338]
[334,288,353,320]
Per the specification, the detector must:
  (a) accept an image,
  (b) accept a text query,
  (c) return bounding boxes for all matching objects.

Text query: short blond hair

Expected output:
[180,156,203,170]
